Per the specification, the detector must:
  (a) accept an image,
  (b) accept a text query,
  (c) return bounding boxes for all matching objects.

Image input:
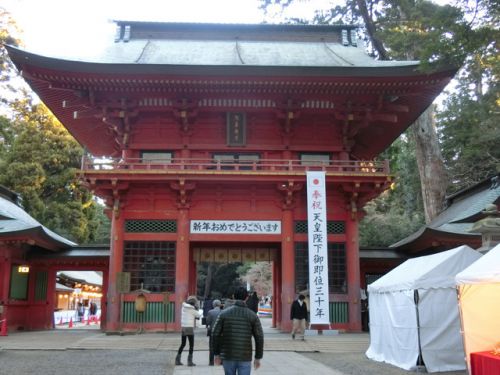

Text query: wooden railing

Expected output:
[81,156,389,175]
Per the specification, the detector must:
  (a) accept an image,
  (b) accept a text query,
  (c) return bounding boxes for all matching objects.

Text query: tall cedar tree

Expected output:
[1,10,110,244]
[0,99,102,243]
[436,1,500,191]
[261,0,499,243]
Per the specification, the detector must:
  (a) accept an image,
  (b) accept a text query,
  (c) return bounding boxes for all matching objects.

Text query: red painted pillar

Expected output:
[271,260,278,328]
[346,217,361,331]
[106,207,124,332]
[175,208,190,330]
[280,208,294,332]
[47,267,57,329]
[100,267,109,329]
[0,251,10,304]
[0,251,11,328]
[275,262,282,329]
[189,252,197,296]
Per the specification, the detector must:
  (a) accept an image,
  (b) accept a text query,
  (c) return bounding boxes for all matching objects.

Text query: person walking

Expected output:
[176,295,202,367]
[206,299,223,366]
[212,287,264,375]
[290,294,308,340]
[246,291,259,314]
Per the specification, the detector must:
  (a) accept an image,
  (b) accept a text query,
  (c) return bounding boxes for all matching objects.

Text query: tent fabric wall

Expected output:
[456,244,500,371]
[458,283,500,366]
[366,290,419,371]
[418,288,467,372]
[366,245,482,373]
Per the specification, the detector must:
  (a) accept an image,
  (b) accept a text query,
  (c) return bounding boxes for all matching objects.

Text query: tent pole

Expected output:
[456,286,471,375]
[414,289,424,371]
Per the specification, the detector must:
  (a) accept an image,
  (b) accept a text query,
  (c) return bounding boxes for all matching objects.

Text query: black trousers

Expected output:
[208,333,214,364]
[177,334,194,355]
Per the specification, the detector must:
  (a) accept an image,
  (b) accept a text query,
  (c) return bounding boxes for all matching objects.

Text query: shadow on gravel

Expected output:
[300,352,467,375]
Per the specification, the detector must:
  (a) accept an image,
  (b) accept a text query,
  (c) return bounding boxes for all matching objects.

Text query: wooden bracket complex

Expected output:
[278,181,303,210]
[170,178,196,209]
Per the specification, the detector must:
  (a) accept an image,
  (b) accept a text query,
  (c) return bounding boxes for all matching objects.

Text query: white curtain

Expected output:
[366,290,419,371]
[418,288,466,372]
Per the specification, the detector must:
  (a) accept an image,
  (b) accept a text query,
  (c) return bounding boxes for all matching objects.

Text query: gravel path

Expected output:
[300,352,467,375]
[0,350,175,375]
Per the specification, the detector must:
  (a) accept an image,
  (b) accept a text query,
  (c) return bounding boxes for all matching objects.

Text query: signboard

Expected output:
[306,171,330,324]
[226,112,246,146]
[190,220,281,234]
[116,272,131,293]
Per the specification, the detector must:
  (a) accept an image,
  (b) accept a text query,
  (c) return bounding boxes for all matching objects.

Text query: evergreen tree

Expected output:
[261,0,499,244]
[0,99,104,243]
[197,262,245,298]
[1,11,110,244]
[436,0,500,191]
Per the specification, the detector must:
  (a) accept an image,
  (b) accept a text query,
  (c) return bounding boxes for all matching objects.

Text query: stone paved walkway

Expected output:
[173,351,344,375]
[0,319,368,375]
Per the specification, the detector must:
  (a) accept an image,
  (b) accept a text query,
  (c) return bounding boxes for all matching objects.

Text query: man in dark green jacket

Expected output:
[212,287,264,374]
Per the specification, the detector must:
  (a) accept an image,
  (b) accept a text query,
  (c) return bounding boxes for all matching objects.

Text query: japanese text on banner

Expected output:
[306,171,330,324]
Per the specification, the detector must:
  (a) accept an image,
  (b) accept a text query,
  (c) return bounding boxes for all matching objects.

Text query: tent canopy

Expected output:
[368,245,481,293]
[455,244,500,372]
[366,245,482,373]
[456,243,500,284]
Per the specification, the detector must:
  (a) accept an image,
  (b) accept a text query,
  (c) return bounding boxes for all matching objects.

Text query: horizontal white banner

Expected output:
[190,220,281,234]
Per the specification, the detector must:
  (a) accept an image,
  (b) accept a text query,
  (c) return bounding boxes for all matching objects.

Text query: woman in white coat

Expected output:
[175,296,202,366]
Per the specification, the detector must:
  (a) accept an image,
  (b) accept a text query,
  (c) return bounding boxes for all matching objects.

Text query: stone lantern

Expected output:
[469,203,500,253]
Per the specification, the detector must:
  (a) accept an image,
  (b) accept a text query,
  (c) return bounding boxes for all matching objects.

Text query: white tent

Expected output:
[366,245,482,372]
[455,243,500,372]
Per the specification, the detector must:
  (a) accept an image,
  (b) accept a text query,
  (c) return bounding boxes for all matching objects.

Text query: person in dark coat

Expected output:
[212,287,264,374]
[206,299,222,366]
[290,294,308,340]
[246,291,259,314]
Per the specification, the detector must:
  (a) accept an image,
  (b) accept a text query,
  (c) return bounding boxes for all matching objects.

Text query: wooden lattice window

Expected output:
[125,220,177,233]
[294,242,347,294]
[123,241,176,293]
[294,221,345,234]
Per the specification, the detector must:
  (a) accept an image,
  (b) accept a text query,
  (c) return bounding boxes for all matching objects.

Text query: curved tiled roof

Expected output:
[391,176,500,251]
[0,193,76,249]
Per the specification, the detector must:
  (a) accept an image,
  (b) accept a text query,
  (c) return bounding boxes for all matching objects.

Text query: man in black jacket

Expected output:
[290,294,308,340]
[206,299,222,366]
[212,287,264,374]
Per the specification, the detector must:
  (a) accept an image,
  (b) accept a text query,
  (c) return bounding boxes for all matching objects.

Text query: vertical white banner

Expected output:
[306,171,330,324]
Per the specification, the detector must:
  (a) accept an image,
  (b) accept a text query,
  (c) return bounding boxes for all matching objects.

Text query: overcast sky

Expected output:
[4,0,332,56]
[2,0,453,106]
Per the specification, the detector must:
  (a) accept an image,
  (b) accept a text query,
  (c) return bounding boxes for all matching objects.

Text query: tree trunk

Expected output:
[203,263,215,299]
[410,105,448,224]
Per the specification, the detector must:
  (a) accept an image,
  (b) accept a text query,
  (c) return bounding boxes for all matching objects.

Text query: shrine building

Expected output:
[6,21,455,332]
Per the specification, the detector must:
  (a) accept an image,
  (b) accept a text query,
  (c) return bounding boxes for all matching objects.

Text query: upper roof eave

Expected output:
[6,44,457,80]
[112,20,360,32]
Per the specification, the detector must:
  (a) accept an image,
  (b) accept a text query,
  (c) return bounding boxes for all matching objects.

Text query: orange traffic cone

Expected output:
[0,319,7,336]
[58,317,63,325]
[68,317,73,328]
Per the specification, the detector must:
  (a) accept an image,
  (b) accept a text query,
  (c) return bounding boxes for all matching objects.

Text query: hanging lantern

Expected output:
[135,293,147,313]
